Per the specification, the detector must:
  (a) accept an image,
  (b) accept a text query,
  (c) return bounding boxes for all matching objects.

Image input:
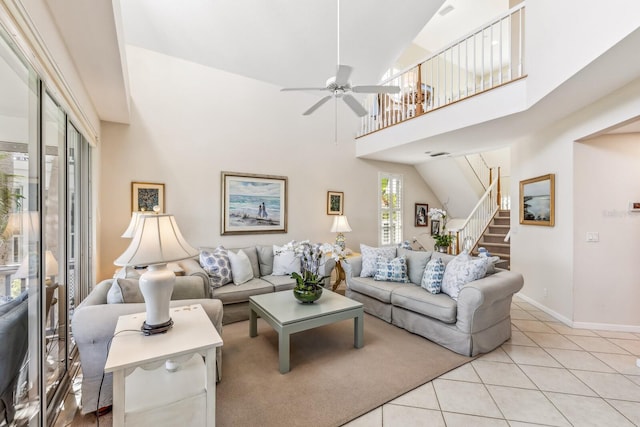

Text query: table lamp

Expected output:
[330,215,352,250]
[121,211,142,238]
[114,214,198,335]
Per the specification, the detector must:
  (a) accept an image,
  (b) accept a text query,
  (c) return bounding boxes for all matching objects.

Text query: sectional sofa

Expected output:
[343,248,524,356]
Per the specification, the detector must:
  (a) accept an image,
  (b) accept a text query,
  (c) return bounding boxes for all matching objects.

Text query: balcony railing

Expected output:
[358,3,526,137]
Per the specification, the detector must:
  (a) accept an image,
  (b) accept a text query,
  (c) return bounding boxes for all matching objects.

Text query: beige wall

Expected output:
[97,46,439,280]
[574,134,640,327]
[511,77,640,329]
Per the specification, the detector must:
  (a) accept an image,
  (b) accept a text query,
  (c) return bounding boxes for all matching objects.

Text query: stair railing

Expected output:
[358,3,526,137]
[452,174,500,254]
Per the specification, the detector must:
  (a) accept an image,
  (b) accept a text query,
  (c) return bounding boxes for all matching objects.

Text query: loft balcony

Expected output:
[355,2,640,164]
[358,4,526,139]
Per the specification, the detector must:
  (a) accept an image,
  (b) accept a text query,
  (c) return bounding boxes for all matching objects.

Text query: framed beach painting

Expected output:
[327,191,344,215]
[131,182,165,213]
[221,171,288,235]
[520,173,555,226]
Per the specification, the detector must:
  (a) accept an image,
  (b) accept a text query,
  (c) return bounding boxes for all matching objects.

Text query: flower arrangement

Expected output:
[277,240,346,287]
[427,208,453,250]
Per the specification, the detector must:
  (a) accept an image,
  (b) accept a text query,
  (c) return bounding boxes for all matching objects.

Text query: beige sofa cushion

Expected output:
[348,276,411,304]
[391,285,458,324]
[211,277,272,304]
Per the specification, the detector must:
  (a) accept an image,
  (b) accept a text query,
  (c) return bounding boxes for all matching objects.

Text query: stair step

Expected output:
[489,225,510,234]
[483,234,508,243]
[497,210,511,218]
[473,251,511,260]
[493,217,510,226]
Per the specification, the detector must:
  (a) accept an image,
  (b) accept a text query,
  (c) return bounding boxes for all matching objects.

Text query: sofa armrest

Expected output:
[178,258,210,297]
[456,270,524,333]
[78,279,113,308]
[342,256,362,286]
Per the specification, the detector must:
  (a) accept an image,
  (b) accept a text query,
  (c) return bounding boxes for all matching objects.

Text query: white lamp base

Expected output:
[139,263,175,335]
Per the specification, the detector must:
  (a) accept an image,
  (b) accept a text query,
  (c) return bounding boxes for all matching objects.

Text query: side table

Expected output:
[104,304,223,427]
[332,252,360,293]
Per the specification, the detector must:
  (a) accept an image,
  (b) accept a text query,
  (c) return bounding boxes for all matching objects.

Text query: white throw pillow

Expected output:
[228,249,254,285]
[360,244,397,277]
[441,251,488,300]
[271,244,301,276]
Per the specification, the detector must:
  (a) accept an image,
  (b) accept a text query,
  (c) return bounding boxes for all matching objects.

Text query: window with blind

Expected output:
[379,173,403,246]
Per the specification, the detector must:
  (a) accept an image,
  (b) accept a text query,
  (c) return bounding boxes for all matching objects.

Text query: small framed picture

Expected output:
[131,182,165,213]
[415,203,428,227]
[520,173,555,226]
[431,220,440,236]
[630,202,640,212]
[327,191,344,215]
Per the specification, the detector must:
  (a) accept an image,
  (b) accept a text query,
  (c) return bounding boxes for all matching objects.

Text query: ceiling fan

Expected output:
[280,0,400,118]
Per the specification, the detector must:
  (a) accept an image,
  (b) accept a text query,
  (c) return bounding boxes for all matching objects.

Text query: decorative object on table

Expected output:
[278,240,345,303]
[114,213,198,335]
[221,171,287,235]
[131,182,164,213]
[415,203,428,227]
[330,215,352,249]
[519,173,555,226]
[427,208,453,253]
[327,191,344,215]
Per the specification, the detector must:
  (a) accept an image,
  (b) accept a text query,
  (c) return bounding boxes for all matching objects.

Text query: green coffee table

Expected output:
[249,289,364,373]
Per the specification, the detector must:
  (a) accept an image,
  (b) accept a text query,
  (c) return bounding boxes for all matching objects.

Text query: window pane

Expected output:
[43,92,67,402]
[0,28,41,424]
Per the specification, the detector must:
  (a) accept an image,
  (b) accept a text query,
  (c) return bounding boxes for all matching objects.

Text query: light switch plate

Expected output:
[586,232,599,242]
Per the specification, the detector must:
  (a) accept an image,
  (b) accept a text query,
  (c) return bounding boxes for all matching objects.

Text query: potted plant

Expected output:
[427,207,452,253]
[278,241,346,303]
[433,233,453,253]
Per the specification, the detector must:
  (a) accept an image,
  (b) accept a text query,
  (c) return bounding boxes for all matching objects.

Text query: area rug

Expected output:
[216,314,472,427]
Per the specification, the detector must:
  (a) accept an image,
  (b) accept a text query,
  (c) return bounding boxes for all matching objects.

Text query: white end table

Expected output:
[104,304,223,427]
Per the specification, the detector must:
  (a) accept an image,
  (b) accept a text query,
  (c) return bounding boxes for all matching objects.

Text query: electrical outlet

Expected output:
[586,232,599,242]
[543,288,548,297]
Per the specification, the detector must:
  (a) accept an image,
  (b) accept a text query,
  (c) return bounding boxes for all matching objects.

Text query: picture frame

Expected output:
[520,173,555,226]
[131,182,165,213]
[221,171,287,235]
[327,191,344,215]
[415,203,429,227]
[431,220,440,236]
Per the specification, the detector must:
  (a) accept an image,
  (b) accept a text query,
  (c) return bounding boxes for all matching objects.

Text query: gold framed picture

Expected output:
[327,191,344,215]
[131,182,165,213]
[519,173,555,226]
[221,171,288,235]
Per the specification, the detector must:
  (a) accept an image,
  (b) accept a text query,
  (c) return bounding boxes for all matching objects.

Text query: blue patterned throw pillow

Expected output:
[360,244,397,277]
[199,246,233,288]
[421,257,445,294]
[441,251,488,300]
[374,255,409,283]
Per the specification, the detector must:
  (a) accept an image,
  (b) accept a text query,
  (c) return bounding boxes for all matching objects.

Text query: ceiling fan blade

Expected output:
[352,85,401,94]
[281,87,327,92]
[303,95,332,115]
[335,64,353,86]
[342,94,368,117]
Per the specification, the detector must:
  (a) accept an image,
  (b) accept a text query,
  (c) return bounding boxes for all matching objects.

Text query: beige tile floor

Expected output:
[345,295,640,427]
[56,295,640,426]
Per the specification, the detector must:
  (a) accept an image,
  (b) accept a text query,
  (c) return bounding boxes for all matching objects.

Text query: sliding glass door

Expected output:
[0,23,93,426]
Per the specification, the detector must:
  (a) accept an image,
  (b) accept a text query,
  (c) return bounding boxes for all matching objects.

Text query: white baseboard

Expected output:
[515,293,640,333]
[515,293,573,327]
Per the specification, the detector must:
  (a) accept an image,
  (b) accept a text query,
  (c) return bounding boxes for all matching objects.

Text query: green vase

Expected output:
[293,283,323,303]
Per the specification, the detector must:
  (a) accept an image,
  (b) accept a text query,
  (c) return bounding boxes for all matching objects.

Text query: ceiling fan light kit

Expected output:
[281,0,400,118]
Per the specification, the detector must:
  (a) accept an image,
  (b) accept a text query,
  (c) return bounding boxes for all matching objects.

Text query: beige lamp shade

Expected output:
[330,215,352,233]
[114,214,198,267]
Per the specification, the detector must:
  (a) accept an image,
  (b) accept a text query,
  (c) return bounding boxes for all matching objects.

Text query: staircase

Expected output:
[474,210,511,269]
